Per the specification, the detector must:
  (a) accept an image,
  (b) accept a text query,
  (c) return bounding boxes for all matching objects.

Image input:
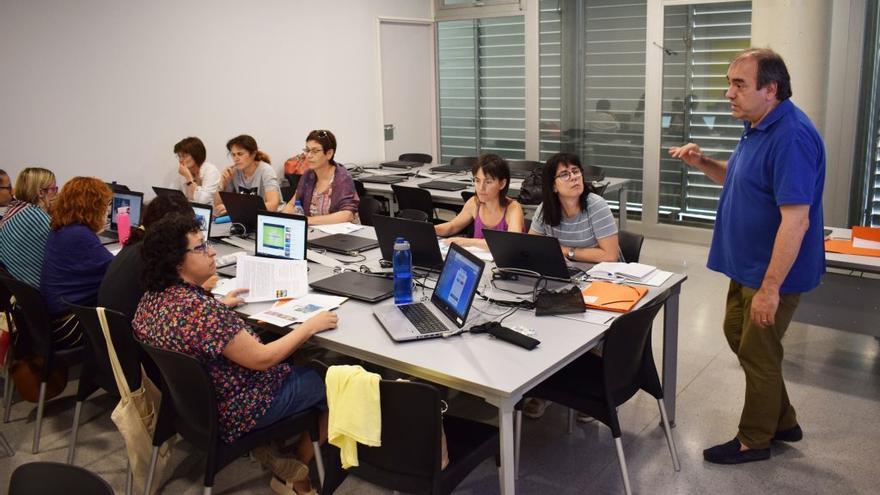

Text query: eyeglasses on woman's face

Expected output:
[40,185,59,194]
[187,240,214,255]
[554,167,582,182]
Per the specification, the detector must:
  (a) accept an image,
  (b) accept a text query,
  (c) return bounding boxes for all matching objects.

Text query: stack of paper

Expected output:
[587,262,673,287]
[249,294,348,327]
[314,223,363,235]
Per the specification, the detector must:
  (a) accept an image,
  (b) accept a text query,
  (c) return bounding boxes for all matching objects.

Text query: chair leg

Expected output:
[143,445,159,495]
[32,381,47,454]
[514,410,522,480]
[614,437,632,495]
[125,459,133,495]
[203,487,212,495]
[67,400,83,463]
[2,363,13,423]
[312,440,325,488]
[567,408,575,434]
[657,398,681,472]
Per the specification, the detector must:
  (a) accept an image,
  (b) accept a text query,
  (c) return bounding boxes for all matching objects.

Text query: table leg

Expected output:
[662,284,681,426]
[499,403,517,495]
[618,185,628,231]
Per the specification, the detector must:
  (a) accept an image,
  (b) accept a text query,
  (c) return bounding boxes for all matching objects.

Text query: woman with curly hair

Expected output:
[40,177,113,348]
[133,213,335,494]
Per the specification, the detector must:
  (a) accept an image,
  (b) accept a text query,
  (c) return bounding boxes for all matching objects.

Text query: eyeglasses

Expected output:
[40,185,59,194]
[187,240,214,255]
[302,147,324,155]
[555,168,583,182]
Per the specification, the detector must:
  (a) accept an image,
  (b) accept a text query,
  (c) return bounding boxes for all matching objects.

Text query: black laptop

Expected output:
[358,174,409,185]
[309,233,379,255]
[483,230,577,281]
[152,186,187,200]
[373,214,444,271]
[380,160,422,170]
[218,191,266,233]
[430,164,471,173]
[310,271,394,303]
[418,180,469,192]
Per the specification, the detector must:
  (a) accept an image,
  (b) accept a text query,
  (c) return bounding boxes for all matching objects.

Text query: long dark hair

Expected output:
[540,153,595,227]
[472,154,511,206]
[141,213,202,292]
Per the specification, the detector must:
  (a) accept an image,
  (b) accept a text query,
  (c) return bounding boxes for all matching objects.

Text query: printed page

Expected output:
[235,255,308,302]
[249,294,348,327]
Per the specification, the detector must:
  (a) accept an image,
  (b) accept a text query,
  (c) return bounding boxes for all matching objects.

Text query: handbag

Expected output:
[9,355,67,402]
[96,308,175,495]
[517,166,544,205]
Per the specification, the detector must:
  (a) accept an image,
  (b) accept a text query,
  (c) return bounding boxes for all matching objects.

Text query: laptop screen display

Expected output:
[433,246,482,323]
[110,192,143,229]
[191,203,212,240]
[255,212,307,260]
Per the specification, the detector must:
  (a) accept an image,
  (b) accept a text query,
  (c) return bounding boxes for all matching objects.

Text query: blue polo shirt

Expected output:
[707,99,825,294]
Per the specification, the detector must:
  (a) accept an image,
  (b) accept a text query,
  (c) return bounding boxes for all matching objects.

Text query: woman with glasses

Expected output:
[134,213,335,495]
[39,177,115,349]
[281,129,360,225]
[172,136,220,204]
[528,152,620,263]
[434,153,525,249]
[0,167,59,289]
[215,134,281,215]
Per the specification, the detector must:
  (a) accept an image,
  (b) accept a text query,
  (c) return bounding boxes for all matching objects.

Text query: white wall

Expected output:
[0,0,432,194]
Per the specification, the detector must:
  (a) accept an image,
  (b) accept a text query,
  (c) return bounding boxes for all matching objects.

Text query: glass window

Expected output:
[855,0,880,227]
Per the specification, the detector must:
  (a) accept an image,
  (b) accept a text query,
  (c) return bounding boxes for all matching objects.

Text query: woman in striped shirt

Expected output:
[0,167,58,288]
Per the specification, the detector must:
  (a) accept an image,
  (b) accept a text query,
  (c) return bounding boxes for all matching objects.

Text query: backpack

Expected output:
[517,166,544,205]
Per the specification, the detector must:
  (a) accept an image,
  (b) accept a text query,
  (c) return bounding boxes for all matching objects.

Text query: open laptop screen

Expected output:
[110,191,143,230]
[431,245,483,326]
[255,211,308,260]
[191,202,212,240]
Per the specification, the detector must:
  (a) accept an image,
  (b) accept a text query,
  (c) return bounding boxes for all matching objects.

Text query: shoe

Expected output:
[270,475,317,495]
[575,412,595,423]
[773,424,803,443]
[703,438,770,464]
[523,398,549,419]
[252,446,310,487]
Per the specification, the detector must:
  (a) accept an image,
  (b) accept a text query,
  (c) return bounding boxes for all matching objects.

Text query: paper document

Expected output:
[314,223,363,235]
[587,262,657,282]
[213,255,308,303]
[249,294,347,327]
[438,241,493,261]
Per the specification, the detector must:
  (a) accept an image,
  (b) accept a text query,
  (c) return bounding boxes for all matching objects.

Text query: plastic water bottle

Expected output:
[116,206,131,244]
[293,200,305,216]
[393,237,413,305]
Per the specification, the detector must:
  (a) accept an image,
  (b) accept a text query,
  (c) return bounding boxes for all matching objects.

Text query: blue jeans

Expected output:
[254,366,326,430]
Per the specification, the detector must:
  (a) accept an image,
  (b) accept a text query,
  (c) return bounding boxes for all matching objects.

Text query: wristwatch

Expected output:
[185,180,194,186]
[567,248,576,260]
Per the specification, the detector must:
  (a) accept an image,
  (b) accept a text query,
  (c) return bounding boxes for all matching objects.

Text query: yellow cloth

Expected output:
[326,365,382,469]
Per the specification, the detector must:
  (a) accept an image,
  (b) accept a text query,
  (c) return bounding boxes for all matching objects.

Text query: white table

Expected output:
[217,229,686,494]
[354,165,632,230]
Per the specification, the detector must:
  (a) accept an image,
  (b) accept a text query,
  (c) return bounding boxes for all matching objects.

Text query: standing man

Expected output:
[669,48,825,464]
[0,170,13,218]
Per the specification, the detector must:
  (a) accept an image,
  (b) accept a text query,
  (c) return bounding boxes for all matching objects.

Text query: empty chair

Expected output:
[506,160,542,178]
[139,342,325,495]
[450,156,477,169]
[285,173,302,192]
[358,196,384,227]
[396,209,430,223]
[392,184,437,223]
[353,179,367,199]
[0,269,83,453]
[618,230,645,263]
[9,461,114,495]
[516,293,680,495]
[399,153,432,164]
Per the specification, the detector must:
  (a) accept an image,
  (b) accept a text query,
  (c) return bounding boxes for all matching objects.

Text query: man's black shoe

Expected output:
[773,424,803,443]
[703,438,771,464]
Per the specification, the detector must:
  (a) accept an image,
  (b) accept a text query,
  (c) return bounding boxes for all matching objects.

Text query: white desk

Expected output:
[217,229,686,495]
[355,165,632,230]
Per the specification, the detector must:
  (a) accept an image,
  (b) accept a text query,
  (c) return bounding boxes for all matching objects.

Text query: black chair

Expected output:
[353,179,367,199]
[280,185,295,202]
[9,461,114,495]
[1,278,17,422]
[285,173,302,192]
[0,269,83,454]
[450,156,478,169]
[507,160,542,178]
[139,341,326,495]
[460,191,474,203]
[391,185,438,223]
[396,209,430,223]
[63,302,143,467]
[399,153,433,164]
[358,196,384,227]
[618,230,645,263]
[515,294,680,495]
[314,363,500,495]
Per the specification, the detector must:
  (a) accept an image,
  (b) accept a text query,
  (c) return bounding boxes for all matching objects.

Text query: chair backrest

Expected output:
[285,173,302,192]
[450,156,478,168]
[9,461,114,495]
[601,292,669,406]
[391,185,434,219]
[507,159,542,174]
[280,185,295,202]
[582,164,606,182]
[64,301,143,394]
[618,230,645,263]
[396,208,430,223]
[353,179,367,199]
[358,196,384,227]
[460,191,475,203]
[0,268,52,357]
[398,153,432,164]
[138,341,218,447]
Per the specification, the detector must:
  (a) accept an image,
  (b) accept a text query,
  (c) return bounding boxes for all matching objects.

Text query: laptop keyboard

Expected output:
[399,303,448,334]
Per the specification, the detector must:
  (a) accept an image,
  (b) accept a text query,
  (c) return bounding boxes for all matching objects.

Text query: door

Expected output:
[379,20,436,163]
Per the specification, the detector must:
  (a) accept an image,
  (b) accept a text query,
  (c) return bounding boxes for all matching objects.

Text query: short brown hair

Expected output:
[14,167,56,205]
[51,177,113,232]
[731,48,792,101]
[306,129,338,165]
[173,137,207,166]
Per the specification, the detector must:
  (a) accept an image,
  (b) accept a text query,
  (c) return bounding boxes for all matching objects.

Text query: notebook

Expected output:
[580,281,647,312]
[373,243,485,342]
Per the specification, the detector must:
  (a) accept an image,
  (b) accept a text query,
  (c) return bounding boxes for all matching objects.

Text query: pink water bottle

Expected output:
[117,206,131,244]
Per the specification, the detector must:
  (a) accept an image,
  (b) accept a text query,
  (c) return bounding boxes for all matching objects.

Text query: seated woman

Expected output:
[40,177,115,349]
[529,152,620,263]
[132,213,336,494]
[281,130,359,225]
[215,134,281,215]
[173,136,220,204]
[0,167,58,289]
[434,154,524,249]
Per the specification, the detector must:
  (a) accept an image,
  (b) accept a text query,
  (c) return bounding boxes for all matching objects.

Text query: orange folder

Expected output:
[825,226,880,257]
[581,281,648,313]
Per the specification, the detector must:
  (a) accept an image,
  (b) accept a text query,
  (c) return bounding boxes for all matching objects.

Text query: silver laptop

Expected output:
[374,243,485,342]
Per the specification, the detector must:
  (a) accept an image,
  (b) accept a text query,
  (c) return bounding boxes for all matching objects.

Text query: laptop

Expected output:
[380,160,422,170]
[191,202,213,240]
[483,230,577,281]
[218,191,266,233]
[152,186,187,200]
[358,174,409,185]
[105,182,131,193]
[374,243,486,342]
[373,214,444,271]
[430,164,471,173]
[418,180,469,192]
[255,211,308,261]
[309,233,378,255]
[99,190,144,245]
[310,271,394,303]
